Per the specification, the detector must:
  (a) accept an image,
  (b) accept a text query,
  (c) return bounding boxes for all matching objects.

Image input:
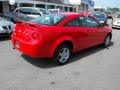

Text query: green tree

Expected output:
[112,7,119,12]
[107,7,119,13]
[107,7,113,12]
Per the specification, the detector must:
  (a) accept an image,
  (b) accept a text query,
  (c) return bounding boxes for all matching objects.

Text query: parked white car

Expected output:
[112,13,120,28]
[0,17,14,36]
[14,7,49,18]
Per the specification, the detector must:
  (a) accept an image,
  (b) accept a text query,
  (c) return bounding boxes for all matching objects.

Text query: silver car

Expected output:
[112,13,120,28]
[14,7,50,18]
[0,17,14,36]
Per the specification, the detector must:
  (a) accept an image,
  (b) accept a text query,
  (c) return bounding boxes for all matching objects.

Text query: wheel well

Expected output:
[57,41,73,51]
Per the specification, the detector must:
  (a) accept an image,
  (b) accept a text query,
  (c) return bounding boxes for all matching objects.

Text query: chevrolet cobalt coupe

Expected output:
[11,12,112,65]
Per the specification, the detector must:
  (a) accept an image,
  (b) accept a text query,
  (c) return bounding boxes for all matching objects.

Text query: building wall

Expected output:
[2,1,9,13]
[48,0,64,4]
[0,0,92,13]
[69,0,81,5]
[89,0,94,11]
[68,0,90,12]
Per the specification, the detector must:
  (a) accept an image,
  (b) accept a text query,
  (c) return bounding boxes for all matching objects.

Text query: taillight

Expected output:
[31,32,39,39]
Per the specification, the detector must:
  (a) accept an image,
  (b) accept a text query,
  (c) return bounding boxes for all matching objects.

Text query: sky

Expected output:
[94,0,120,8]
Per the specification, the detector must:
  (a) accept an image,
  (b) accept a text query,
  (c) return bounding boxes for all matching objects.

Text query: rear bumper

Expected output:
[11,36,52,58]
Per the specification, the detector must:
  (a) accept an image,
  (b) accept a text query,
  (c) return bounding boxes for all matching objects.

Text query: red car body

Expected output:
[11,12,112,59]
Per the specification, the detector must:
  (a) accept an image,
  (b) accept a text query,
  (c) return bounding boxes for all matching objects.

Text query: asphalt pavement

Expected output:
[0,29,120,90]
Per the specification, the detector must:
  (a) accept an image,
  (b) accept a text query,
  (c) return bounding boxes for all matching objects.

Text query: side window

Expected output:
[66,18,80,26]
[19,8,31,14]
[79,16,99,27]
[31,9,40,15]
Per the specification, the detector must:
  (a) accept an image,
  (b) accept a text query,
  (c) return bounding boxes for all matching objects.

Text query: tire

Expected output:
[53,44,72,65]
[103,35,111,47]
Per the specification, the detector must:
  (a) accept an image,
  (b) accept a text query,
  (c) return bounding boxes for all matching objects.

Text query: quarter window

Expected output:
[66,18,80,26]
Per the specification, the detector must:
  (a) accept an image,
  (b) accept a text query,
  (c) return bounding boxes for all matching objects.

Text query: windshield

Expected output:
[31,14,65,25]
[117,14,120,18]
[93,12,107,21]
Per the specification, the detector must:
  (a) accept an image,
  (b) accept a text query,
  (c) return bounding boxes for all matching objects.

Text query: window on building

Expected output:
[20,3,33,7]
[69,7,73,12]
[36,4,45,8]
[0,2,3,15]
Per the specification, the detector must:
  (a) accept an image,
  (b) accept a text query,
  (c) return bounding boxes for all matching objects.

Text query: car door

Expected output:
[64,17,92,51]
[79,16,106,47]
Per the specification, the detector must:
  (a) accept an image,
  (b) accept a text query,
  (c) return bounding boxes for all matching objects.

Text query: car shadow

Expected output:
[0,36,11,41]
[69,42,114,64]
[112,27,120,30]
[21,41,114,69]
[21,55,59,68]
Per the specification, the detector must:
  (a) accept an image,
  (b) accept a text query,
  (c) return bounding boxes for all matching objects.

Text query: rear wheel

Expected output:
[103,35,111,47]
[53,44,72,65]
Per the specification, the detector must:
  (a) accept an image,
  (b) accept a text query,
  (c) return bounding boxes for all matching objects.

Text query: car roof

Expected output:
[57,12,84,16]
[51,12,96,26]
[58,12,94,18]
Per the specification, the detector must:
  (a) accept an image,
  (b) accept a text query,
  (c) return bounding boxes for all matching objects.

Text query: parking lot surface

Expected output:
[0,29,120,90]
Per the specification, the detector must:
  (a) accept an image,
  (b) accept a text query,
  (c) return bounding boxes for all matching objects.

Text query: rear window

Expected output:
[31,14,65,25]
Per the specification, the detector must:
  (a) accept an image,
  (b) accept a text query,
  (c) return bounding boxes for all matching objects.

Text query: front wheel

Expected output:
[53,44,72,65]
[103,35,111,47]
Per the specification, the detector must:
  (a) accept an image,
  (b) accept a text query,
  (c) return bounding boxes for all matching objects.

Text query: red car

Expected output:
[11,12,112,65]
